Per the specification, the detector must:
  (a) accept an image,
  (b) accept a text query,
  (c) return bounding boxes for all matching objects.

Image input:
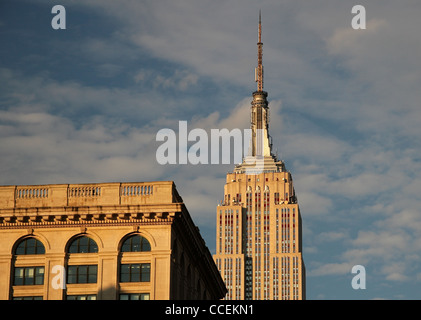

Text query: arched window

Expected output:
[15,238,45,255]
[121,235,151,252]
[12,237,46,291]
[68,236,98,253]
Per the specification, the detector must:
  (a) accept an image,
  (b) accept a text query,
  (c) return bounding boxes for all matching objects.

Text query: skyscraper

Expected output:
[213,12,306,300]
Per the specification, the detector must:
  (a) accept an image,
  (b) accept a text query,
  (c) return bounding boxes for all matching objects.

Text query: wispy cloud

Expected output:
[1,0,421,299]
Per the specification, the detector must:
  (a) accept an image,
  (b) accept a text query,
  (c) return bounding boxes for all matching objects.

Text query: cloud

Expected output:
[0,108,161,185]
[295,190,333,217]
[134,69,199,91]
[317,231,348,243]
[3,0,421,299]
[326,19,387,58]
[310,262,351,276]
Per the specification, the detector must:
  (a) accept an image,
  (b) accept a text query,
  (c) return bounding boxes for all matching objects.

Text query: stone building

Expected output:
[0,181,226,300]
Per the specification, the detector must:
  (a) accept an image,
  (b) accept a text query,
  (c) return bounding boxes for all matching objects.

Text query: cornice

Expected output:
[0,204,182,229]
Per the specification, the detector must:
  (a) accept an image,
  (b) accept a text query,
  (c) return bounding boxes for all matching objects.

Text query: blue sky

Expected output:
[1,0,421,299]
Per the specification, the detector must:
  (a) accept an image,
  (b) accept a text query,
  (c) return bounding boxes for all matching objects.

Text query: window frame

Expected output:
[119,293,150,300]
[68,236,98,254]
[15,238,45,255]
[121,234,151,252]
[119,263,151,283]
[13,266,45,286]
[12,296,43,300]
[67,265,98,284]
[66,294,97,300]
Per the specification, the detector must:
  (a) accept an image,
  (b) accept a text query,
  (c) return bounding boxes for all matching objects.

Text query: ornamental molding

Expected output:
[0,205,181,229]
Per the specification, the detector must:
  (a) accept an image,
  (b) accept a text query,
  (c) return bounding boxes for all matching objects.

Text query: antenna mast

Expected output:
[255,10,264,92]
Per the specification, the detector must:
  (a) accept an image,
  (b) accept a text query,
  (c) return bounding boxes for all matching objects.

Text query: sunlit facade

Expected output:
[0,181,226,300]
[213,12,305,300]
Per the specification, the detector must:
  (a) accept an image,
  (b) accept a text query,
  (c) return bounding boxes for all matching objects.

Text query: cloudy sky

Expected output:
[1,0,421,299]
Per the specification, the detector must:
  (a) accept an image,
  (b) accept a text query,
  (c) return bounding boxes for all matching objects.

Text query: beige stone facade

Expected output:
[213,13,305,300]
[213,169,306,300]
[0,181,226,300]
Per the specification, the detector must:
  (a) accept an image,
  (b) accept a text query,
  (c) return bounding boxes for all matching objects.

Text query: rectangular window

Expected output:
[12,296,43,300]
[120,263,151,282]
[67,265,97,284]
[66,295,97,300]
[274,192,280,205]
[119,293,150,300]
[14,267,44,286]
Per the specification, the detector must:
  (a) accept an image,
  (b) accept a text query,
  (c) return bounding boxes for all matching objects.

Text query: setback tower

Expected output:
[213,12,306,300]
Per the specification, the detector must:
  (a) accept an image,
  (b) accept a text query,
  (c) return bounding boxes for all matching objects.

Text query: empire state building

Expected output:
[213,12,306,300]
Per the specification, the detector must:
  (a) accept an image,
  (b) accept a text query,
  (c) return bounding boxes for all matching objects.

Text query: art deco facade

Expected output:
[0,181,226,300]
[213,13,306,300]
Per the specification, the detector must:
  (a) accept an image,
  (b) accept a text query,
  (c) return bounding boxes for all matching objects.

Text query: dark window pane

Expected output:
[67,266,77,284]
[69,242,77,253]
[131,236,141,252]
[24,268,34,285]
[120,273,129,282]
[79,237,88,253]
[88,266,97,283]
[35,267,44,285]
[13,296,43,300]
[68,237,98,253]
[15,244,25,255]
[121,235,151,252]
[67,294,97,300]
[121,242,130,252]
[79,266,88,283]
[78,273,87,283]
[15,238,45,255]
[26,238,36,254]
[120,264,129,274]
[37,243,45,254]
[121,264,136,282]
[120,263,150,283]
[79,237,88,247]
[120,264,130,282]
[131,264,140,282]
[141,238,151,251]
[67,265,97,284]
[141,264,151,282]
[90,240,98,253]
[119,293,150,300]
[14,268,24,285]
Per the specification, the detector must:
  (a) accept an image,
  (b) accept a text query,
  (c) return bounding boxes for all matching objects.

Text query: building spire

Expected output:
[234,10,286,173]
[255,10,264,92]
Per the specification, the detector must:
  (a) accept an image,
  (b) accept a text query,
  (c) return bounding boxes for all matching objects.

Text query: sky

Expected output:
[1,0,421,300]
